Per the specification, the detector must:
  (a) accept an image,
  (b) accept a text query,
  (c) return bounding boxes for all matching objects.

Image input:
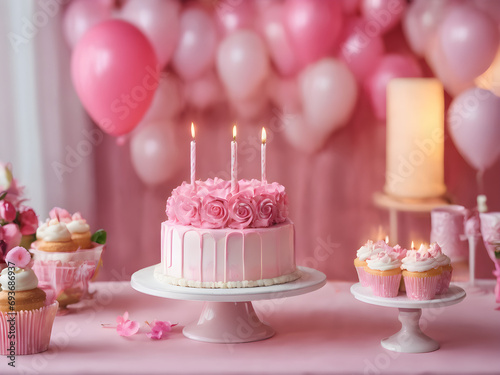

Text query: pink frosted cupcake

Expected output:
[0,247,58,355]
[429,243,452,294]
[402,244,442,300]
[365,245,406,298]
[354,240,387,287]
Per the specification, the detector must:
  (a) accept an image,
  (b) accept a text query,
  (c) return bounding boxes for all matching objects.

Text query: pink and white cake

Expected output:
[154,178,300,288]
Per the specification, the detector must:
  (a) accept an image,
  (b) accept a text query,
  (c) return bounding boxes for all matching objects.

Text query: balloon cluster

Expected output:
[67,0,500,185]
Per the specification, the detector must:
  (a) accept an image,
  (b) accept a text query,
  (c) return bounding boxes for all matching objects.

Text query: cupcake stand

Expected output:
[132,265,326,343]
[351,283,466,353]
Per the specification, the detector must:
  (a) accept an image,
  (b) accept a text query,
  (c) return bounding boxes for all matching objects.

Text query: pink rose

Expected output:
[2,223,22,252]
[173,195,201,226]
[200,195,229,229]
[228,192,255,229]
[19,206,38,235]
[197,178,230,199]
[252,194,277,227]
[275,191,289,223]
[49,207,71,223]
[0,200,17,222]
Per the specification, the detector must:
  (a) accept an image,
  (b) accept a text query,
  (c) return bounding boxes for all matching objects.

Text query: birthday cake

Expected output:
[154,178,300,288]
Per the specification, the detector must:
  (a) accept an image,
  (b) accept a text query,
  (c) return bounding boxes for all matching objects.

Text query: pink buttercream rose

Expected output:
[0,200,16,222]
[173,195,201,226]
[197,178,231,199]
[2,223,22,252]
[19,206,38,235]
[200,195,229,229]
[252,194,277,227]
[228,191,255,229]
[49,207,71,223]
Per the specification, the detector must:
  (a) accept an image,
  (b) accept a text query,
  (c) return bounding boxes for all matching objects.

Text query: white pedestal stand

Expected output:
[132,265,326,343]
[351,283,465,353]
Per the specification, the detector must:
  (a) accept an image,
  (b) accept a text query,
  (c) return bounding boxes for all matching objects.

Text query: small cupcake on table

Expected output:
[354,240,387,287]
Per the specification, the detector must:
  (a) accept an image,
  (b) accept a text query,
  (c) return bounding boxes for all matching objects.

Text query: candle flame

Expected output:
[385,235,389,244]
[233,125,237,141]
[261,127,267,144]
[191,122,195,140]
[411,241,415,250]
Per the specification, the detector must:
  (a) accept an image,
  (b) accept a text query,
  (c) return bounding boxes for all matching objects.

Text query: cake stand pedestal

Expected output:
[131,265,326,343]
[351,283,466,353]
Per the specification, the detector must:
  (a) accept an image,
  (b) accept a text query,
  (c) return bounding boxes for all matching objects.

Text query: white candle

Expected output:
[231,125,237,193]
[190,122,196,187]
[261,127,267,184]
[385,78,446,199]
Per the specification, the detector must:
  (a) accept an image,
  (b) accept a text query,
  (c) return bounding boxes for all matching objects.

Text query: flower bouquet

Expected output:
[0,163,38,271]
[479,213,500,303]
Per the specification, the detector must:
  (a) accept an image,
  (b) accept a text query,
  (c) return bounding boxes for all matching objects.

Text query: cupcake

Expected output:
[0,247,58,355]
[66,212,92,249]
[402,244,442,300]
[354,240,387,287]
[429,243,452,294]
[365,245,405,298]
[36,219,78,253]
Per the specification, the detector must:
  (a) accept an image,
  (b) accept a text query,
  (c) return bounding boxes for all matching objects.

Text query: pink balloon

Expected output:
[448,88,500,171]
[339,18,385,81]
[63,0,112,48]
[172,7,218,81]
[284,0,343,67]
[283,113,329,154]
[300,58,358,134]
[402,0,450,57]
[425,35,474,97]
[120,0,181,69]
[72,20,159,137]
[259,3,300,77]
[214,0,256,34]
[217,30,270,100]
[130,122,180,186]
[140,73,185,124]
[439,4,500,81]
[366,54,422,121]
[185,71,225,110]
[474,0,500,24]
[361,0,406,35]
[342,0,361,15]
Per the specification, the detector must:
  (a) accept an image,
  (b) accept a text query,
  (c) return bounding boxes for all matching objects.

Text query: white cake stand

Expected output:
[131,265,326,343]
[351,283,466,353]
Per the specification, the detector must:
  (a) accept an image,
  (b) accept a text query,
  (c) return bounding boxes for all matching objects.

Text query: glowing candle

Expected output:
[190,123,196,187]
[231,125,237,193]
[385,78,445,199]
[411,241,415,250]
[385,235,389,244]
[261,127,267,184]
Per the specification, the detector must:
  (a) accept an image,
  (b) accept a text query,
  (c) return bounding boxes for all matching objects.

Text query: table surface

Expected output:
[2,280,499,375]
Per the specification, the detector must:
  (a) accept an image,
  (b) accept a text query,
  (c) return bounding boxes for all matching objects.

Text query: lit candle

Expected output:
[385,78,445,199]
[385,235,389,244]
[191,122,196,187]
[231,125,237,192]
[411,241,415,250]
[261,127,267,184]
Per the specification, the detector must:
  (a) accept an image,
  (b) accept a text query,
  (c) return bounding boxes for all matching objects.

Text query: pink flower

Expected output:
[5,246,31,268]
[200,195,229,229]
[2,223,21,252]
[49,207,71,223]
[116,312,140,337]
[228,191,255,229]
[72,212,84,221]
[275,191,289,224]
[0,200,16,222]
[252,194,277,227]
[172,195,201,226]
[146,320,174,340]
[19,206,38,235]
[197,178,231,199]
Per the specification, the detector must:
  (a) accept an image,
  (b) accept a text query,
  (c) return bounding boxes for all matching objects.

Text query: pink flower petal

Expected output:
[117,320,140,337]
[5,246,31,268]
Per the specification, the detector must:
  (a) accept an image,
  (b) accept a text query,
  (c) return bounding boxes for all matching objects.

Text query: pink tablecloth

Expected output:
[2,281,499,374]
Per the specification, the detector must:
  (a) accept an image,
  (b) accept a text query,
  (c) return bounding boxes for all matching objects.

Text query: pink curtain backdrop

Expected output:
[92,87,500,283]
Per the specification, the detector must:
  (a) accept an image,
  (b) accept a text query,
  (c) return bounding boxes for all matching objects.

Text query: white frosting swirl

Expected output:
[66,219,90,234]
[36,220,49,240]
[428,243,451,267]
[401,247,438,272]
[357,240,386,261]
[0,267,39,291]
[366,251,402,271]
[40,221,72,241]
